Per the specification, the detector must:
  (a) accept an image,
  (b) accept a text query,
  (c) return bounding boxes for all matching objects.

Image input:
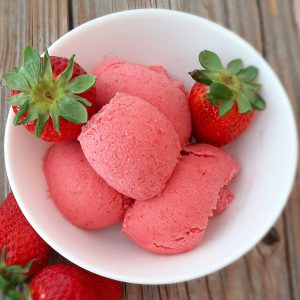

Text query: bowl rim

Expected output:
[4,8,298,284]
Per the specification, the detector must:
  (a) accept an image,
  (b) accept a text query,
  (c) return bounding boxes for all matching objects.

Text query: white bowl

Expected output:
[4,9,297,284]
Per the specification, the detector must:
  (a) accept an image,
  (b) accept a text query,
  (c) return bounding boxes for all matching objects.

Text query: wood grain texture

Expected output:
[0,0,299,299]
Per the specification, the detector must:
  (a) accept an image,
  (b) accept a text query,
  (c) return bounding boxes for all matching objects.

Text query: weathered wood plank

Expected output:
[31,0,69,52]
[256,1,300,299]
[0,0,31,201]
[0,3,30,300]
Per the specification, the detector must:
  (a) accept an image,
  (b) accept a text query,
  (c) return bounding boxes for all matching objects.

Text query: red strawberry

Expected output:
[0,193,50,275]
[189,50,266,147]
[0,193,50,296]
[29,264,122,300]
[3,46,98,142]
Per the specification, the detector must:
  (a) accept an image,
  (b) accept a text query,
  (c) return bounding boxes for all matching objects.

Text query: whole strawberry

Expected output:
[29,264,122,300]
[3,46,98,142]
[189,50,266,147]
[0,193,50,296]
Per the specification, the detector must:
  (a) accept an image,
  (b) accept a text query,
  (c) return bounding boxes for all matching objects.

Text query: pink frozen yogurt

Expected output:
[93,59,191,145]
[214,186,234,214]
[44,141,128,229]
[79,93,181,201]
[123,144,240,254]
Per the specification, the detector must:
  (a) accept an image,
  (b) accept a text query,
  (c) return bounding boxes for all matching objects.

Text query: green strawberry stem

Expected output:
[3,46,96,137]
[0,249,33,300]
[189,50,266,116]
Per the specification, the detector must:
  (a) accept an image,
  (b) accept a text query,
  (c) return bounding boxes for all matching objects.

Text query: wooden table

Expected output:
[0,1,299,299]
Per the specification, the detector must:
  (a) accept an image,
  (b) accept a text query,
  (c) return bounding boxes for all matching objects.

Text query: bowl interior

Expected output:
[4,9,297,284]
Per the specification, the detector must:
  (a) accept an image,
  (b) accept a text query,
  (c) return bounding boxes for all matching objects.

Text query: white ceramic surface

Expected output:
[4,9,298,284]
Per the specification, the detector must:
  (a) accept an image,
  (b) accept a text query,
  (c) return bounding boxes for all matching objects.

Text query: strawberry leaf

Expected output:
[227,59,243,74]
[0,276,9,291]
[3,72,30,91]
[6,93,28,106]
[247,82,262,90]
[22,260,34,274]
[237,66,258,83]
[237,91,252,113]
[251,93,266,111]
[50,111,60,133]
[14,66,34,86]
[199,50,223,71]
[66,74,96,93]
[23,46,41,83]
[58,97,87,124]
[13,101,28,125]
[206,93,218,106]
[65,94,92,107]
[5,290,25,300]
[57,55,75,84]
[42,49,52,80]
[19,106,39,125]
[188,70,213,85]
[219,98,234,116]
[210,83,233,100]
[1,248,6,263]
[35,113,49,137]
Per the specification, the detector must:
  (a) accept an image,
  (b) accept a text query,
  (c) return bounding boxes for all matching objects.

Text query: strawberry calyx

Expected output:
[0,249,33,299]
[3,46,96,137]
[189,50,266,116]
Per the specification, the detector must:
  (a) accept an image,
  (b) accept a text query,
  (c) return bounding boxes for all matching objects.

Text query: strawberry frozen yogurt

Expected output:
[44,142,128,229]
[40,54,243,256]
[93,59,191,145]
[123,144,240,254]
[214,186,234,214]
[79,93,181,201]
